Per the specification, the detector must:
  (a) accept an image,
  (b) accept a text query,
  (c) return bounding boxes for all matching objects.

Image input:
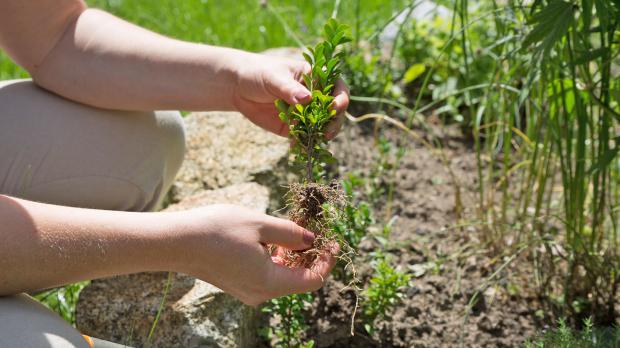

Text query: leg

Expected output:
[0,295,91,348]
[0,79,185,212]
[0,79,186,347]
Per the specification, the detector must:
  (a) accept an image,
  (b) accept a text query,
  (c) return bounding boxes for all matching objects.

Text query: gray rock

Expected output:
[165,182,269,213]
[170,112,291,207]
[76,183,270,348]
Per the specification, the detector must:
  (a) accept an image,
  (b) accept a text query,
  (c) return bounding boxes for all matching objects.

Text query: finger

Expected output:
[266,75,312,106]
[258,215,315,250]
[325,113,344,140]
[291,60,312,82]
[332,79,350,115]
[272,246,286,257]
[269,243,339,295]
[271,256,286,266]
[235,98,290,137]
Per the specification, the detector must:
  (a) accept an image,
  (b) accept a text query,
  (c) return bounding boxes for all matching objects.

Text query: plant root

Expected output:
[281,181,345,269]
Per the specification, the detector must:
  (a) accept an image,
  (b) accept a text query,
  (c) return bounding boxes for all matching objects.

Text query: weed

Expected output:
[34,281,89,325]
[362,253,410,335]
[332,173,374,251]
[261,293,315,348]
[525,317,620,348]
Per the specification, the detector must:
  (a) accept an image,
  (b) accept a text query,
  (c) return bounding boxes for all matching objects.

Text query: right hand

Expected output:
[172,204,338,306]
[230,52,350,139]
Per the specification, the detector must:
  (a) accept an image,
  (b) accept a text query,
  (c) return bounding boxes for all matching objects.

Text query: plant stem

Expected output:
[306,136,315,183]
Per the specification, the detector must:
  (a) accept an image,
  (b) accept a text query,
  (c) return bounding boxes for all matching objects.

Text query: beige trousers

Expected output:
[0,80,186,347]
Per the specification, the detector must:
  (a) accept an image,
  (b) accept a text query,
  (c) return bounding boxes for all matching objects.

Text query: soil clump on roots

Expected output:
[281,182,344,269]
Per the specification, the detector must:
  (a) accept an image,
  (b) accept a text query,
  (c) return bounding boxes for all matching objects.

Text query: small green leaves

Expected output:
[276,19,351,182]
[402,63,426,84]
[363,254,410,324]
[275,99,289,113]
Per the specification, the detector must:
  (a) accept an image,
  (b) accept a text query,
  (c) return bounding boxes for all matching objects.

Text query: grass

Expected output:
[340,0,619,339]
[526,318,620,348]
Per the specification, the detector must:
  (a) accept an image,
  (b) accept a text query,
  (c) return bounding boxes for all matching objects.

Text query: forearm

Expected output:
[32,9,248,111]
[0,195,181,295]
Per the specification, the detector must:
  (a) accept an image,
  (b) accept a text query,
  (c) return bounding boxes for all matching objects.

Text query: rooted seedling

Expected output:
[275,19,351,269]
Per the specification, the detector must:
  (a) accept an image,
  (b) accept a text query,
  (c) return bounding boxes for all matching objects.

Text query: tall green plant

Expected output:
[462,0,619,324]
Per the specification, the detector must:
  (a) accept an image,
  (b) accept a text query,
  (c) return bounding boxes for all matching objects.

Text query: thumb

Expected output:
[268,75,312,106]
[258,215,315,250]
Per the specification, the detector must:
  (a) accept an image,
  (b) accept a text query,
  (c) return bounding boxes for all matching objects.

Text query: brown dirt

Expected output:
[295,120,547,347]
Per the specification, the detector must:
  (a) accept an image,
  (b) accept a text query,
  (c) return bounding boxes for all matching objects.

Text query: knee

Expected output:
[131,110,185,211]
[154,110,186,185]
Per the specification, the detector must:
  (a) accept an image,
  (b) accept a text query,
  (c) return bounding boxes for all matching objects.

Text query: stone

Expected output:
[76,183,270,348]
[165,182,269,213]
[170,112,290,206]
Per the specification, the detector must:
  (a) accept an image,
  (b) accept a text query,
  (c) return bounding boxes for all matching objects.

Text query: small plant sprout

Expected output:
[275,18,352,269]
[363,253,410,335]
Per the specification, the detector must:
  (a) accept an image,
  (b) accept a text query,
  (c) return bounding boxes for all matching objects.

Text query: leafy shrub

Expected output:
[262,293,315,348]
[362,254,410,334]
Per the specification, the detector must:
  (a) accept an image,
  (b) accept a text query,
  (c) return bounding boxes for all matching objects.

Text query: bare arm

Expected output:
[0,0,348,135]
[0,195,335,305]
[1,0,243,110]
[0,195,171,294]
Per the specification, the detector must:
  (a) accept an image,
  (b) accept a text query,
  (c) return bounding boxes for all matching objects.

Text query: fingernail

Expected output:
[295,90,311,102]
[303,230,315,245]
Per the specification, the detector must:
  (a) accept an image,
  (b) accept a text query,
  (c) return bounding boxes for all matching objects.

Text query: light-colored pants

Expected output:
[0,80,186,347]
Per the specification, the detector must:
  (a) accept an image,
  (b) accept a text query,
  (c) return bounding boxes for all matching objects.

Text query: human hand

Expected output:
[231,52,349,139]
[173,204,338,306]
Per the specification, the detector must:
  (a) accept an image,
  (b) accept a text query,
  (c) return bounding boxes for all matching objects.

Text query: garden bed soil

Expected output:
[297,119,546,347]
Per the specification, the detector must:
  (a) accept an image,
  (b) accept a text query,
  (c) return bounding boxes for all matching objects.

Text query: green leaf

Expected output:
[582,0,592,30]
[573,48,606,65]
[275,99,289,114]
[278,112,287,123]
[303,73,313,89]
[331,31,345,48]
[594,0,611,30]
[302,52,313,65]
[588,137,620,175]
[522,0,574,57]
[323,84,334,94]
[317,148,336,164]
[402,63,426,84]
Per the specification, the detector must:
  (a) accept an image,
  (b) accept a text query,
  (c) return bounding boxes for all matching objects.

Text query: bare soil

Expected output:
[296,120,547,347]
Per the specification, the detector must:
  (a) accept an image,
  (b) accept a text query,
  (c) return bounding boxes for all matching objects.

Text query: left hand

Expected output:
[231,52,349,139]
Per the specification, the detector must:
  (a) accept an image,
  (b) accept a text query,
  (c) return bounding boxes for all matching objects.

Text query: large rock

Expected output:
[76,183,269,348]
[170,112,290,206]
